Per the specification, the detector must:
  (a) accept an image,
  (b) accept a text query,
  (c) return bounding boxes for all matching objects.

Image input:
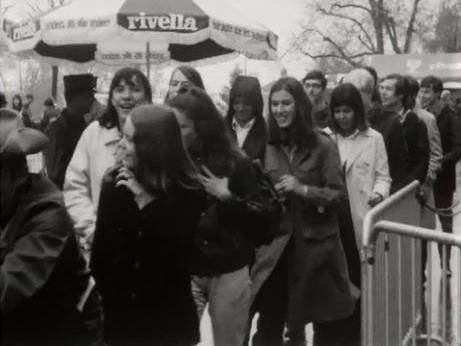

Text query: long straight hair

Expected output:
[168,86,238,177]
[130,104,199,196]
[267,77,316,149]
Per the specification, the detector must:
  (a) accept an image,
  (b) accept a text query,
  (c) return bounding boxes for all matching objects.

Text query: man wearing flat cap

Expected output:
[0,108,104,345]
[44,73,97,189]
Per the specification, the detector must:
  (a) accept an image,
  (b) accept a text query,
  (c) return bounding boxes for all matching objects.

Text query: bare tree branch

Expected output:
[299,28,370,66]
[1,5,12,15]
[331,3,372,13]
[384,16,402,53]
[368,0,385,53]
[357,34,375,52]
[404,0,421,52]
[317,4,377,52]
[299,48,371,66]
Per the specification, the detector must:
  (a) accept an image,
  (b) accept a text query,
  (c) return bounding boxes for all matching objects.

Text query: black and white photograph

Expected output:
[1,0,460,345]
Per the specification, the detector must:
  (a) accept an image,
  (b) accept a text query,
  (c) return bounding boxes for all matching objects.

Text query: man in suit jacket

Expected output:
[378,74,430,187]
[225,75,267,161]
[419,75,461,273]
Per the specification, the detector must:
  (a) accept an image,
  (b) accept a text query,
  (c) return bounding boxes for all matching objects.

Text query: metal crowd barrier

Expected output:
[362,181,461,346]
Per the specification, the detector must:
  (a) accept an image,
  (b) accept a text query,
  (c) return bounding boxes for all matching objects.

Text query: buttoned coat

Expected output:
[264,131,355,324]
[330,128,391,250]
[91,172,205,345]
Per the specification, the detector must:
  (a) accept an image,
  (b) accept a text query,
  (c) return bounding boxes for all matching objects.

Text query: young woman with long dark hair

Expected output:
[91,105,204,346]
[251,77,355,346]
[168,87,262,346]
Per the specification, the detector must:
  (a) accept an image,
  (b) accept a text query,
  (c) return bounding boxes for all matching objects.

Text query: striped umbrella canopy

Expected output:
[2,0,278,66]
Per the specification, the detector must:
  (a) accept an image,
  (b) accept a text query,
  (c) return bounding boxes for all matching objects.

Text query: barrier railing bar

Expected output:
[366,221,461,253]
[398,236,403,343]
[363,181,420,247]
[441,245,447,345]
[385,236,390,346]
[427,241,433,346]
[362,181,420,346]
[363,218,461,346]
[411,238,416,346]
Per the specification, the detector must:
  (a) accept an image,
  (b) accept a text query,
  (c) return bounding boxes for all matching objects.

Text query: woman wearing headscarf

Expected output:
[168,87,262,346]
[0,109,103,346]
[225,75,267,161]
[164,65,205,102]
[91,105,204,346]
[64,67,152,257]
[251,77,355,346]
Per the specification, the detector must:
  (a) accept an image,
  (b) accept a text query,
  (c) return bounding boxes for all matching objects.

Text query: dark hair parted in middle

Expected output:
[130,104,199,196]
[11,94,23,112]
[168,86,237,177]
[225,75,263,122]
[99,67,152,129]
[268,77,316,149]
[329,83,368,134]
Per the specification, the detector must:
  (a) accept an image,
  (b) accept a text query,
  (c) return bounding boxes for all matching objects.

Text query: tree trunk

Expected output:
[370,0,385,53]
[403,0,421,53]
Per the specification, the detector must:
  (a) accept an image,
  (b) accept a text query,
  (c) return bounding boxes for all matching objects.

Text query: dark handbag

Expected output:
[245,159,285,245]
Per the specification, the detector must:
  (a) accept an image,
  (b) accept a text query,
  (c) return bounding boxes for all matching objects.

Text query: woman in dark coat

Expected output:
[168,87,262,346]
[1,110,103,346]
[90,105,204,346]
[251,77,355,346]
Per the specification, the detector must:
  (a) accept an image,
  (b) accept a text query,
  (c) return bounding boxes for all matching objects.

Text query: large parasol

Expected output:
[2,0,278,72]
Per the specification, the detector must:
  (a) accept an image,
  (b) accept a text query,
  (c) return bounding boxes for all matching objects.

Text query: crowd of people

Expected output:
[1,63,461,346]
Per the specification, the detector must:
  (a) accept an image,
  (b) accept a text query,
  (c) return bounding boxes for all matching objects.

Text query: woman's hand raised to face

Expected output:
[198,165,233,201]
[115,166,154,209]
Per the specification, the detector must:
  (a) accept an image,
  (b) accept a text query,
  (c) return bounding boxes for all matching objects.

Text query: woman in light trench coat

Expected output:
[249,77,356,346]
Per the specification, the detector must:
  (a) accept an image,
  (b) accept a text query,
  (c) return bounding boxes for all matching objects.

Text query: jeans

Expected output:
[192,266,251,346]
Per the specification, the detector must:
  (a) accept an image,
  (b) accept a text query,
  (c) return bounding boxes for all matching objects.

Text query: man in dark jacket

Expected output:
[225,75,267,161]
[44,74,97,189]
[368,102,408,193]
[0,109,103,346]
[369,74,429,193]
[379,74,430,185]
[419,75,461,272]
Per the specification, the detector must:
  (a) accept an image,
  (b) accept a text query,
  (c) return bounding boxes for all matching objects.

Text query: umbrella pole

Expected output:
[52,66,58,99]
[146,41,150,81]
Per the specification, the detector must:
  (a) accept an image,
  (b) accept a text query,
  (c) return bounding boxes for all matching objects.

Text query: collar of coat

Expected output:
[101,125,121,146]
[332,128,375,173]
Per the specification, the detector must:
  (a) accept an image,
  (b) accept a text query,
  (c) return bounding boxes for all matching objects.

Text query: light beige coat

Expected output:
[331,128,391,249]
[63,121,120,249]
